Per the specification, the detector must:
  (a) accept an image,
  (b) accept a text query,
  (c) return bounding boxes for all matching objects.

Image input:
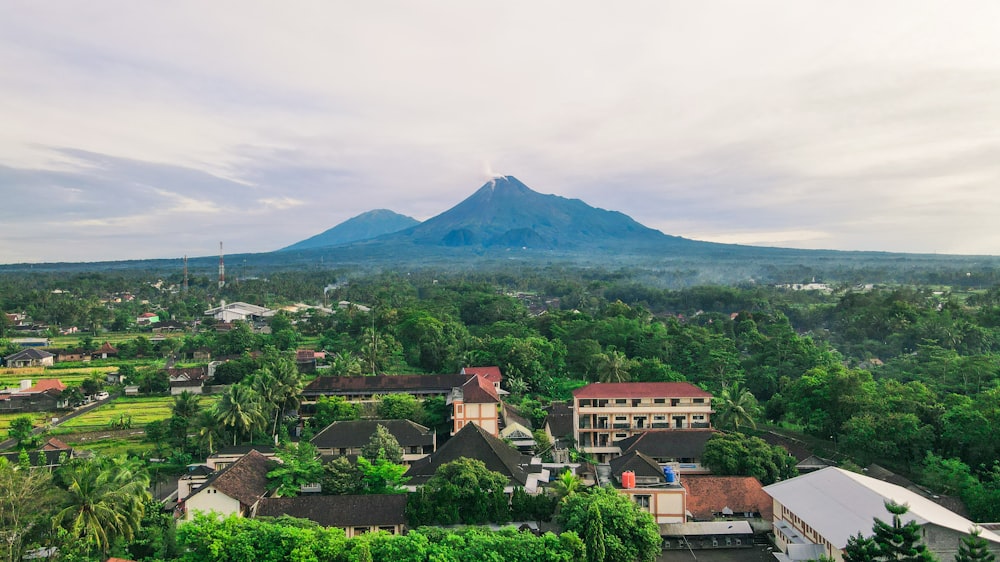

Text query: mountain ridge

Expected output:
[280,209,419,251]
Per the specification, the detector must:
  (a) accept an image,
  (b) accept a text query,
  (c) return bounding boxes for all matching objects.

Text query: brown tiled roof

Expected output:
[502,402,533,430]
[303,374,472,396]
[462,366,502,385]
[617,429,719,460]
[311,419,434,449]
[26,378,65,393]
[405,423,532,486]
[167,367,208,381]
[461,374,499,404]
[97,341,118,354]
[573,382,712,399]
[682,475,773,521]
[257,494,407,527]
[757,432,813,462]
[42,437,71,451]
[197,449,271,505]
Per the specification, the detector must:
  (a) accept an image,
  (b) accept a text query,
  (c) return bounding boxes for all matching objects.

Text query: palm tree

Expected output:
[551,469,584,505]
[267,358,304,437]
[596,349,633,383]
[713,381,760,432]
[52,457,151,555]
[171,390,201,419]
[215,384,266,446]
[192,409,225,455]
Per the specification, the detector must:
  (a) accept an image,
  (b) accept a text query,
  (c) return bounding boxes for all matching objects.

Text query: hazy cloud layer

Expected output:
[3,1,1000,263]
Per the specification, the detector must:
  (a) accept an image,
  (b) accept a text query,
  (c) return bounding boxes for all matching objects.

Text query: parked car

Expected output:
[95,391,110,400]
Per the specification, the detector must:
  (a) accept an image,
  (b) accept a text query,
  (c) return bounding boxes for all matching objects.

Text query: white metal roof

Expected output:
[763,467,1000,549]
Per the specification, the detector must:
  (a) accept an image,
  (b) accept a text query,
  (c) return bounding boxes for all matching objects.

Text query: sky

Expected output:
[3,2,1000,264]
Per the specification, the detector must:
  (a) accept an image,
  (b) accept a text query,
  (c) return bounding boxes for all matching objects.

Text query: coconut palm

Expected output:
[215,384,266,446]
[52,457,151,555]
[171,390,201,419]
[192,409,225,455]
[551,469,584,504]
[713,381,761,432]
[596,349,633,383]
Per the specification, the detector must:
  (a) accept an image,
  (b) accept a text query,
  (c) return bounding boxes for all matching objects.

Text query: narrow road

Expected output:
[0,393,116,450]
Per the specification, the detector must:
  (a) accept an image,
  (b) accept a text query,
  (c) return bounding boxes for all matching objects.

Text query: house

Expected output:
[204,301,274,323]
[167,367,209,395]
[53,348,91,363]
[151,320,185,332]
[177,465,215,500]
[136,312,160,325]
[295,349,318,373]
[615,429,719,473]
[93,341,118,360]
[256,495,407,537]
[607,450,687,524]
[0,379,67,412]
[460,366,503,392]
[573,382,714,462]
[4,348,55,368]
[448,373,501,436]
[0,438,75,468]
[543,402,574,463]
[682,475,773,525]
[311,419,436,464]
[205,445,277,471]
[180,449,271,521]
[499,404,535,453]
[404,422,549,493]
[764,467,1000,561]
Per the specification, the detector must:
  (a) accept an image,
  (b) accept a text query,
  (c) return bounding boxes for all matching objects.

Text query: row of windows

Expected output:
[578,398,707,407]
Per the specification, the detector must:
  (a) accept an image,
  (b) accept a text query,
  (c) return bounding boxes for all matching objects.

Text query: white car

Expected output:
[95,391,110,400]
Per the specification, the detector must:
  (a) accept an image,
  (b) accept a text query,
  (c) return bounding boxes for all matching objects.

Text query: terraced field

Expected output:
[50,394,221,433]
[0,366,118,388]
[0,411,53,432]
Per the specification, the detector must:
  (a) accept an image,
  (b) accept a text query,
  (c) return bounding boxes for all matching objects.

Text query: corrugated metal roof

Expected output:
[572,382,712,399]
[763,467,1000,549]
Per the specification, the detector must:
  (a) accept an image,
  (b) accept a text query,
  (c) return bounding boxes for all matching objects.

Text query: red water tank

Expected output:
[622,471,635,489]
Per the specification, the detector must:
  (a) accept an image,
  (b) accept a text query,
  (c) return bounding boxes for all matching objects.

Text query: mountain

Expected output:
[381,175,685,251]
[280,209,419,251]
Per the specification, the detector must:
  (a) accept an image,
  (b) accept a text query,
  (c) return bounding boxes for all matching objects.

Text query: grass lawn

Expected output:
[50,394,221,434]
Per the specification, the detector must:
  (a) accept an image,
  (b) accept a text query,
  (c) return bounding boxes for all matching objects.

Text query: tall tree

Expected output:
[214,384,266,446]
[713,381,761,432]
[955,529,996,562]
[870,502,937,562]
[171,390,201,419]
[360,424,403,463]
[52,457,152,556]
[558,485,661,562]
[267,442,324,497]
[584,503,607,562]
[0,457,58,562]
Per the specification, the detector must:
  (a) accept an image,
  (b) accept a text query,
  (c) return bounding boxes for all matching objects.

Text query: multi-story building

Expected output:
[572,382,713,462]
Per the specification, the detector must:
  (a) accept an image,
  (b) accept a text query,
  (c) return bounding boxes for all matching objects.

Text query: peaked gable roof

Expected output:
[459,374,499,404]
[311,419,434,449]
[683,475,773,520]
[405,422,532,485]
[257,494,407,527]
[617,429,719,459]
[4,348,55,362]
[97,341,118,354]
[461,366,502,385]
[573,382,712,399]
[763,467,1000,549]
[544,402,574,439]
[26,378,66,393]
[608,450,665,480]
[194,449,271,505]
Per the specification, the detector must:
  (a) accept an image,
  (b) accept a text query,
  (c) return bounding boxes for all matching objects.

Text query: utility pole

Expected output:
[218,242,225,289]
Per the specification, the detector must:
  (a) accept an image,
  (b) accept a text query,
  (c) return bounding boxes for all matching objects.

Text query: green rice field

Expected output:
[50,395,221,434]
[0,411,53,433]
[0,366,118,389]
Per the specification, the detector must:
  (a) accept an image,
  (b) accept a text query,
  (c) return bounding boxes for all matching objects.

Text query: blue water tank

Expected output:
[663,465,676,483]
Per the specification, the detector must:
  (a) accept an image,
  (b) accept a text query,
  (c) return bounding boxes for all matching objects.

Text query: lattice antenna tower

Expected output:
[183,255,189,292]
[218,242,225,289]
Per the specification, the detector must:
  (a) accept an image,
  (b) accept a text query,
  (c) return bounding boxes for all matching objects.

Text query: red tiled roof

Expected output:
[27,379,66,393]
[463,366,502,384]
[573,382,712,399]
[682,475,773,521]
[42,437,71,451]
[461,374,500,404]
[97,342,118,353]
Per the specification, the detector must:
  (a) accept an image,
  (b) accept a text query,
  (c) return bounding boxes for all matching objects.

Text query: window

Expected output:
[579,399,591,407]
[456,404,463,414]
[654,398,665,404]
[379,526,396,534]
[693,398,705,404]
[634,495,651,509]
[615,399,626,404]
[354,527,370,535]
[615,416,627,421]
[671,398,680,406]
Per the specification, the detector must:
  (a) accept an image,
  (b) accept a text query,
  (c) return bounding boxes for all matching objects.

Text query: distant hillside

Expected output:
[280,209,419,251]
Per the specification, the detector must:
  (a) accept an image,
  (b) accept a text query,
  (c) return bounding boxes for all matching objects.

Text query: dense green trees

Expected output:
[843,502,937,562]
[701,432,798,485]
[406,458,511,526]
[558,485,661,562]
